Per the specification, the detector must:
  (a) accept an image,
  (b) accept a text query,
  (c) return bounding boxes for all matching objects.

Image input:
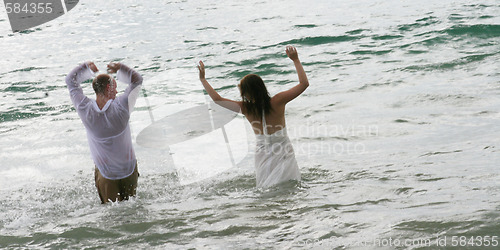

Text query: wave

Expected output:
[420,150,463,157]
[196,26,218,31]
[0,110,42,123]
[141,66,161,72]
[372,34,404,41]
[445,24,500,39]
[398,23,500,49]
[8,67,46,73]
[402,52,497,71]
[350,49,392,56]
[294,24,318,29]
[0,102,72,124]
[4,81,44,93]
[398,16,441,32]
[269,35,364,49]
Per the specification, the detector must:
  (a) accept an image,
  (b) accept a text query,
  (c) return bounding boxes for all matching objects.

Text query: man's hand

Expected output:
[197,60,206,81]
[87,62,98,73]
[286,46,299,62]
[107,62,121,74]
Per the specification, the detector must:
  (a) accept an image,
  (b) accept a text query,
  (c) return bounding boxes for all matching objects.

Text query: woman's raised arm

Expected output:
[198,60,242,113]
[273,46,309,105]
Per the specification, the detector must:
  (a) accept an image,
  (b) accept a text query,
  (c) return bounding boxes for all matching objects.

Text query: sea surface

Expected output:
[1,0,499,249]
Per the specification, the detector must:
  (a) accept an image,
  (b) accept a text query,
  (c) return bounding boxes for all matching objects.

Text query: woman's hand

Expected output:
[197,60,206,81]
[286,46,299,61]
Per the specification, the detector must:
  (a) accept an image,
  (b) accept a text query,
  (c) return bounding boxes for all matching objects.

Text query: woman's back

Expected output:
[243,98,287,135]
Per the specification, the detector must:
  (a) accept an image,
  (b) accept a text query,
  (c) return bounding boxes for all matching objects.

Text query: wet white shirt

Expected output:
[66,63,142,180]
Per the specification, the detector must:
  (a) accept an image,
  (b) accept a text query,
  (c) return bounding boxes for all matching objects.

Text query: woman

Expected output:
[197,46,309,187]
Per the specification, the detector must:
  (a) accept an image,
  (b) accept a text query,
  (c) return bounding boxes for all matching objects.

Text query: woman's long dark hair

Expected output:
[239,74,271,119]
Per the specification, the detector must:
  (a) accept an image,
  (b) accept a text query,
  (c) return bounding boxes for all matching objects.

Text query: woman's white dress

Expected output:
[254,111,301,187]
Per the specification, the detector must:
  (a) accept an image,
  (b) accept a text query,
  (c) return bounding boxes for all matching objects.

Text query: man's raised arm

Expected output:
[109,63,143,89]
[108,62,143,112]
[65,62,97,107]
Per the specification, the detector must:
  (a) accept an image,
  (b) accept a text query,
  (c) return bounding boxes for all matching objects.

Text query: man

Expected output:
[65,61,143,203]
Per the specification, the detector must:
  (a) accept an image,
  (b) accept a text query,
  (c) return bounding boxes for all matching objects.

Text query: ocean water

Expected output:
[1,0,499,249]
